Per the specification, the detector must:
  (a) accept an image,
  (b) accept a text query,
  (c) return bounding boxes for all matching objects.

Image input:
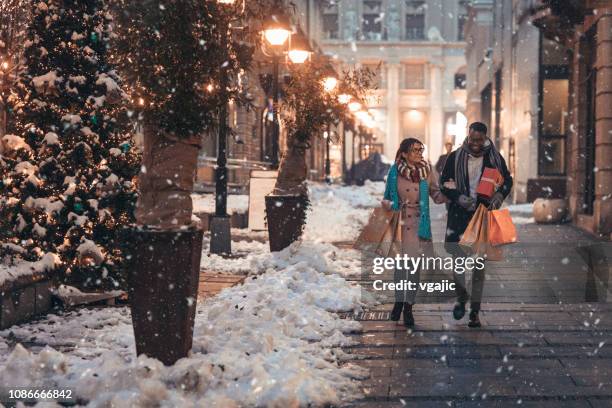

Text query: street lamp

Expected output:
[262,13,291,169]
[210,0,245,255]
[348,101,362,112]
[338,94,351,183]
[338,93,352,104]
[288,30,312,64]
[0,57,17,137]
[263,15,291,46]
[322,67,337,184]
[323,76,338,93]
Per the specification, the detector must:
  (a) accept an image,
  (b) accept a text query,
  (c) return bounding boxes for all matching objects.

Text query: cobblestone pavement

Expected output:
[342,205,612,407]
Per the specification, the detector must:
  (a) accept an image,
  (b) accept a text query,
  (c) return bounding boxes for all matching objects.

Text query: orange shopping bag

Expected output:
[459,204,487,248]
[353,207,402,258]
[460,204,504,261]
[488,208,518,246]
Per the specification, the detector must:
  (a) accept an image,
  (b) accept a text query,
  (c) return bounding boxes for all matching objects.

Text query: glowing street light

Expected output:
[348,101,362,112]
[263,15,291,46]
[288,31,312,64]
[323,76,338,93]
[338,94,352,104]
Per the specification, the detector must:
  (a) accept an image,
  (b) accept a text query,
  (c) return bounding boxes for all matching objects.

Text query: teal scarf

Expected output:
[384,164,432,240]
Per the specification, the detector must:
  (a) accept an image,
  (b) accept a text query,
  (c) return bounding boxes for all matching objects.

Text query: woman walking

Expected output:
[382,138,447,327]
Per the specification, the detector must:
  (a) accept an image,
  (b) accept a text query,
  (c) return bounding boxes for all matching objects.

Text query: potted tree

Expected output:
[266,59,374,251]
[111,0,285,364]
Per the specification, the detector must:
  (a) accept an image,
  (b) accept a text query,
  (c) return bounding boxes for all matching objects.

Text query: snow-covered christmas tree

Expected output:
[0,0,139,290]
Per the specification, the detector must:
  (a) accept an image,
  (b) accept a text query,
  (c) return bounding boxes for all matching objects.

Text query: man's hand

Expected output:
[488,192,504,210]
[458,195,476,212]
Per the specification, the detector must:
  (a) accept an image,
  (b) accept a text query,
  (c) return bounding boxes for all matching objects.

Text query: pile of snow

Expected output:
[191,193,249,215]
[506,202,534,225]
[303,181,384,243]
[0,258,368,406]
[201,239,364,279]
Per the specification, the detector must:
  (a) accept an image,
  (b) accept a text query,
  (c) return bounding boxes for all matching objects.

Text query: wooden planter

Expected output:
[265,194,309,252]
[0,272,53,329]
[125,227,203,365]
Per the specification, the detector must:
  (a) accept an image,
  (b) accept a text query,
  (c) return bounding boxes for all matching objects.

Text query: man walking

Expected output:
[439,122,513,327]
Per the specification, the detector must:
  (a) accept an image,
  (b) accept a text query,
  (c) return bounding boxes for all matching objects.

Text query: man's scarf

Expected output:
[454,138,503,196]
[396,158,430,182]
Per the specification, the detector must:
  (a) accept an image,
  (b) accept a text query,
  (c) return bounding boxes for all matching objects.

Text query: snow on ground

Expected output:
[0,182,382,407]
[191,193,249,215]
[506,202,534,215]
[303,181,384,243]
[0,248,369,407]
[201,238,364,279]
[506,203,534,225]
[200,181,383,275]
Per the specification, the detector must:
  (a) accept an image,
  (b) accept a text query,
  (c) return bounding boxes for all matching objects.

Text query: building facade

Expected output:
[304,0,468,164]
[465,0,611,237]
[532,0,612,237]
[463,0,573,204]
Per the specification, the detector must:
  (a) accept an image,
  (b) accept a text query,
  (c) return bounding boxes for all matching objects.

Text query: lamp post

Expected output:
[338,94,351,184]
[322,69,337,184]
[210,0,244,255]
[262,14,291,169]
[0,58,15,137]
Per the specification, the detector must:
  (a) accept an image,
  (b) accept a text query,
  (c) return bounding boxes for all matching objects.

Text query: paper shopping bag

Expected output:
[354,207,401,258]
[459,204,487,248]
[460,204,504,261]
[488,208,518,246]
[374,211,402,258]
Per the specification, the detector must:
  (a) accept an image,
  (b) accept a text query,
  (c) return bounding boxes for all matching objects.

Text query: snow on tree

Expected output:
[0,0,139,290]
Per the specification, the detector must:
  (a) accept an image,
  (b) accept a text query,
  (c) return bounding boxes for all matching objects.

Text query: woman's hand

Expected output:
[381,199,393,211]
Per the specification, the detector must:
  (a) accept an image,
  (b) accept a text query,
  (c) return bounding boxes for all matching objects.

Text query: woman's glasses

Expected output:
[410,147,425,154]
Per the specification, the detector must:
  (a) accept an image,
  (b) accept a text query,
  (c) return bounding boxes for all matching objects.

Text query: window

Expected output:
[458,0,468,41]
[362,1,384,41]
[454,73,466,89]
[457,14,467,41]
[538,38,570,178]
[404,0,425,40]
[322,3,339,40]
[404,64,424,89]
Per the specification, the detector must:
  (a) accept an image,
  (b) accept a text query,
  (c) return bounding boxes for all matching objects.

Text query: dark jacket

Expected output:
[439,150,513,243]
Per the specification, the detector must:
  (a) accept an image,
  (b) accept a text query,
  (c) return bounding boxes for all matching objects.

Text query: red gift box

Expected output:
[476,167,503,199]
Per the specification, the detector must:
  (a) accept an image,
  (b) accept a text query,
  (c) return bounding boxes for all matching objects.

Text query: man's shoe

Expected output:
[468,310,481,328]
[390,302,403,321]
[453,301,466,320]
[404,304,415,327]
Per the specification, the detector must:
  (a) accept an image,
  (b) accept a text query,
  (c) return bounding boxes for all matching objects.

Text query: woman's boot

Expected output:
[403,303,415,327]
[390,302,403,321]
